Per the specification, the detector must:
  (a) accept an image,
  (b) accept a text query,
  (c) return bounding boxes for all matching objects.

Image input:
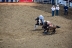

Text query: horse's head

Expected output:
[35,17,39,20]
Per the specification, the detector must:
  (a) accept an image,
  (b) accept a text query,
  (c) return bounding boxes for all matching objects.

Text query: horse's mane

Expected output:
[35,17,39,20]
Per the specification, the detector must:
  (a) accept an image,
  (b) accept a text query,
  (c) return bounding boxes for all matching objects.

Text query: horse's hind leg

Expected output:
[47,28,49,33]
[52,29,56,34]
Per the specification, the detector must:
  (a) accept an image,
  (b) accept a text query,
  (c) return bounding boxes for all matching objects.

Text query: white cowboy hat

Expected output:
[47,21,51,24]
[57,5,59,6]
[40,15,43,16]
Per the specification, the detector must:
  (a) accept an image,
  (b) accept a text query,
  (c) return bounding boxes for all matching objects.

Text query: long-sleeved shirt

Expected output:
[51,7,55,11]
[39,15,44,24]
[56,7,60,10]
[39,15,44,20]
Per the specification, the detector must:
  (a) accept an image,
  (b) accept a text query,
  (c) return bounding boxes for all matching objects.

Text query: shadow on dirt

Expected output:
[31,29,43,31]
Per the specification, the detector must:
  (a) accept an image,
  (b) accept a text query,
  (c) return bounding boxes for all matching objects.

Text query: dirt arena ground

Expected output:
[0,3,72,48]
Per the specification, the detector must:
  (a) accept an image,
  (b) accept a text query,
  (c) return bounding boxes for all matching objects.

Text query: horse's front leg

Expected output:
[43,29,48,34]
[43,27,49,35]
[34,24,38,30]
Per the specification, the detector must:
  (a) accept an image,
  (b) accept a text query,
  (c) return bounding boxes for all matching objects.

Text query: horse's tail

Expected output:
[56,25,60,28]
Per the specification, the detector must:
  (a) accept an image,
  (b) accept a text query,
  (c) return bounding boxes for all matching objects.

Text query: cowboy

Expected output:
[39,15,44,25]
[42,21,52,34]
[43,21,56,34]
[42,21,51,31]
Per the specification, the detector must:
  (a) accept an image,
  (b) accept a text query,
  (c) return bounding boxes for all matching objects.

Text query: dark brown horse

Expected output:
[42,22,60,35]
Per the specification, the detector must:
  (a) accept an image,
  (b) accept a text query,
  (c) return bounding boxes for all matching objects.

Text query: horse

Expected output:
[42,21,60,35]
[34,17,45,30]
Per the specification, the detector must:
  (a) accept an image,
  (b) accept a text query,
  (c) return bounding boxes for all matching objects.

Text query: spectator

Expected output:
[64,5,68,15]
[51,5,55,16]
[55,5,60,16]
